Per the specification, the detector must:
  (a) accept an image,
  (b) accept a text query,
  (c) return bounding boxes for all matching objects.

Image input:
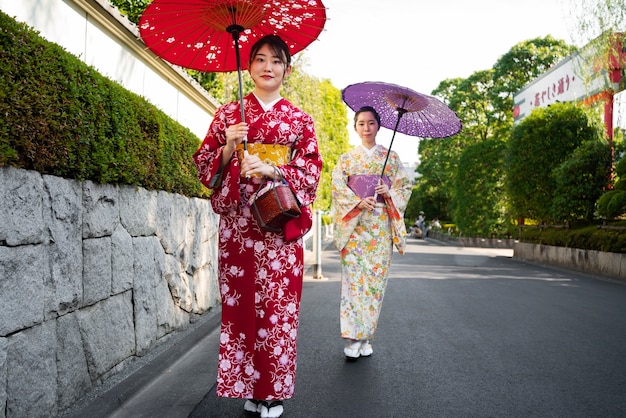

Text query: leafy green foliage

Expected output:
[404,185,422,223]
[492,36,576,103]
[454,139,509,237]
[0,10,207,197]
[606,191,626,217]
[505,102,604,222]
[597,152,626,219]
[283,63,351,211]
[551,140,612,221]
[413,136,459,220]
[108,0,151,24]
[521,223,626,253]
[421,37,575,230]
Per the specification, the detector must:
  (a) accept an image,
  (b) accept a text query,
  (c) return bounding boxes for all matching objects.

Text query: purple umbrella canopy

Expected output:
[342,81,462,139]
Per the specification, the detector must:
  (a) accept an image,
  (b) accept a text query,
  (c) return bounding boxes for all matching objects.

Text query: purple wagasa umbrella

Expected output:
[342,81,462,177]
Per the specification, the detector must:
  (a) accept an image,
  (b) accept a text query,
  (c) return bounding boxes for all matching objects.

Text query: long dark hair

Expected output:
[248,34,291,68]
[354,106,381,127]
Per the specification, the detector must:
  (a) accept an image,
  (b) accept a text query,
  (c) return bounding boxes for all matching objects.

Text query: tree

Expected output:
[569,0,626,47]
[551,139,612,221]
[569,0,626,164]
[492,36,576,103]
[414,136,459,221]
[283,63,351,211]
[506,102,605,222]
[454,139,508,237]
[418,37,576,228]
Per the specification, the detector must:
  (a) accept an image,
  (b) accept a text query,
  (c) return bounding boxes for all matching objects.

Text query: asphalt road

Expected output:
[67,238,626,418]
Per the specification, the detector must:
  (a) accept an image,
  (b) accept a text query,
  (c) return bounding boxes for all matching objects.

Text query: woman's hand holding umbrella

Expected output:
[221,122,249,168]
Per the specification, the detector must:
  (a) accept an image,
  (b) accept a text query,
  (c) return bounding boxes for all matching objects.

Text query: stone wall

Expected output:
[428,231,625,281]
[514,242,626,280]
[0,166,220,418]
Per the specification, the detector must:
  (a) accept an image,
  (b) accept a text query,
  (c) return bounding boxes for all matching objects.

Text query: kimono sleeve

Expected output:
[385,151,414,254]
[280,112,322,241]
[192,107,242,214]
[386,151,413,214]
[331,152,363,251]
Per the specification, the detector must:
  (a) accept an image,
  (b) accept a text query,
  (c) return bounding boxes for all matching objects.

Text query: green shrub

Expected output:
[454,139,508,237]
[597,190,620,218]
[506,102,605,222]
[606,191,626,219]
[520,222,626,253]
[551,140,612,222]
[0,10,208,197]
[596,152,626,219]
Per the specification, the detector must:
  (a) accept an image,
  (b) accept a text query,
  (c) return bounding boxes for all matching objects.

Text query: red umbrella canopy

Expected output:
[139,0,327,72]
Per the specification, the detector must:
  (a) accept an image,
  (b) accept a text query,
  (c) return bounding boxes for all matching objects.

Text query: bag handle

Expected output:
[250,165,284,200]
[249,166,289,233]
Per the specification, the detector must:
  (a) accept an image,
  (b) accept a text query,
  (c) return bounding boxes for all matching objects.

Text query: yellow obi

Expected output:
[236,143,291,177]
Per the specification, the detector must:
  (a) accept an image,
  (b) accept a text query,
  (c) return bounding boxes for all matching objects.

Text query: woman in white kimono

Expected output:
[331,106,412,359]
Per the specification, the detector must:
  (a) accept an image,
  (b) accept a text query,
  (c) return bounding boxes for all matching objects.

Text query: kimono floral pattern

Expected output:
[193,94,322,400]
[331,145,412,341]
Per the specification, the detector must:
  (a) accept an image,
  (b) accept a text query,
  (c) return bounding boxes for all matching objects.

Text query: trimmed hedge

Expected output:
[520,223,626,254]
[0,10,208,197]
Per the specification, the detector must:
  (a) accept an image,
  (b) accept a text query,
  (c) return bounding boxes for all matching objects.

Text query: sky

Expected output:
[298,0,576,164]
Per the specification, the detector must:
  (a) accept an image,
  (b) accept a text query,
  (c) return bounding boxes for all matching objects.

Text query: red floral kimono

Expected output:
[193,93,322,401]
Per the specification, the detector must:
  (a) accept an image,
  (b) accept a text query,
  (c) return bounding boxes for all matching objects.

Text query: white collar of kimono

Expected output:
[360,144,382,157]
[253,93,282,111]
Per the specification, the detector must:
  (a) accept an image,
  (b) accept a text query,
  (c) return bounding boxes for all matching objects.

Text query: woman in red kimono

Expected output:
[193,35,322,418]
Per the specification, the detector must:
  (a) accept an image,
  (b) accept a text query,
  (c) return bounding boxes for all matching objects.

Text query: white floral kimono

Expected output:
[331,145,412,341]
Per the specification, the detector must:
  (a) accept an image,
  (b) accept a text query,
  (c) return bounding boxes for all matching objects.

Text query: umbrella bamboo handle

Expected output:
[243,145,250,179]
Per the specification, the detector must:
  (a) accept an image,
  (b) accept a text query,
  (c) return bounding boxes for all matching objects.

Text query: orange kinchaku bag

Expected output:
[249,167,301,233]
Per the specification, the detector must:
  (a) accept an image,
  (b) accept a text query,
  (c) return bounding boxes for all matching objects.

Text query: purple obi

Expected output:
[347,174,391,203]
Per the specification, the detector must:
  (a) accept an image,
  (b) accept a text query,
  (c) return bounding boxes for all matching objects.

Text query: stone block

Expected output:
[0,245,47,335]
[6,322,56,417]
[188,197,218,275]
[82,181,119,239]
[0,166,46,246]
[157,191,188,256]
[164,254,193,313]
[192,263,220,314]
[83,237,112,306]
[76,292,135,380]
[43,174,83,317]
[111,225,134,294]
[120,185,157,237]
[133,236,161,355]
[156,268,189,338]
[56,313,91,411]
